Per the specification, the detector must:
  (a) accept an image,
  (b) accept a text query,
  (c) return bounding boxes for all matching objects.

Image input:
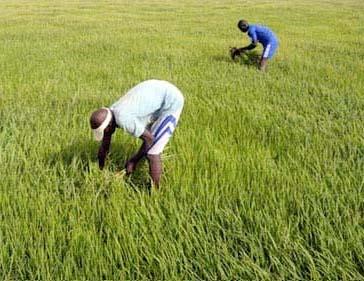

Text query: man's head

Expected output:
[238,19,249,32]
[90,107,114,141]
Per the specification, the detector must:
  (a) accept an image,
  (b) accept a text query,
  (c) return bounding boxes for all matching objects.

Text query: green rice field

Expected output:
[0,0,363,279]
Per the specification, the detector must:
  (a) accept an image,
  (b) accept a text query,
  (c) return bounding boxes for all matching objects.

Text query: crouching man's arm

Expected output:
[232,41,257,59]
[141,130,154,151]
[141,130,162,188]
[98,133,112,170]
[125,129,162,188]
[125,130,155,174]
[238,41,257,53]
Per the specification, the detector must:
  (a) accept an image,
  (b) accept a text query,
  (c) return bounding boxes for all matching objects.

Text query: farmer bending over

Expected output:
[90,79,184,188]
[231,19,279,71]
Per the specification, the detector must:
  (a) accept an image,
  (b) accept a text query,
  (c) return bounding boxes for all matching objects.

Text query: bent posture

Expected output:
[231,19,279,71]
[90,79,184,188]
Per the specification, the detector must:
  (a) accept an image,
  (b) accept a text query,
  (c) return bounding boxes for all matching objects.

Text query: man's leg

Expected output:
[146,154,162,188]
[259,58,268,71]
[260,44,271,71]
[125,112,180,178]
[146,110,182,188]
[125,114,177,183]
[260,41,278,71]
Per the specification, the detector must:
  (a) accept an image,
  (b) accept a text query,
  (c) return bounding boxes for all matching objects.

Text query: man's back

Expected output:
[110,79,183,137]
[248,24,278,46]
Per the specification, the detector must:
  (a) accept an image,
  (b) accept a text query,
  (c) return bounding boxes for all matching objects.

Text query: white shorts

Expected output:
[147,108,183,155]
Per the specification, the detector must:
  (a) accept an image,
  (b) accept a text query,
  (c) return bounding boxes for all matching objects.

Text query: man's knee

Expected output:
[147,153,161,163]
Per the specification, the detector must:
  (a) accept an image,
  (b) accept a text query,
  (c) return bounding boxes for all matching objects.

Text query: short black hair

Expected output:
[237,19,249,31]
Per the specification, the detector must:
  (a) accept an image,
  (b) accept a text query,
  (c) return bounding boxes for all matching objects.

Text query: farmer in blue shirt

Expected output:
[231,19,279,71]
[89,79,184,188]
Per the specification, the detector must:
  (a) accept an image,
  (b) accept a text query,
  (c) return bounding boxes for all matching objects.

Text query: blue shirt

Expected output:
[110,79,184,137]
[247,24,278,47]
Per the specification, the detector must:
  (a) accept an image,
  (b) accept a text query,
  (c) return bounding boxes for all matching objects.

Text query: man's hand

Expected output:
[230,47,239,60]
[125,159,137,175]
[230,47,244,60]
[124,130,155,175]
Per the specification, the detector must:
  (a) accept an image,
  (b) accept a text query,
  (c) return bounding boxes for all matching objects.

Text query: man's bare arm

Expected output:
[125,129,155,174]
[98,133,112,169]
[238,41,257,52]
[140,130,154,152]
[232,42,257,59]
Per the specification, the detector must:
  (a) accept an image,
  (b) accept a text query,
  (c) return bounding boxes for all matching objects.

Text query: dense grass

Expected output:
[0,0,363,279]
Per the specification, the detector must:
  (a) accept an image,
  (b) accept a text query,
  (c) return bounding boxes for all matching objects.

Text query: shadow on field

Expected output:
[47,140,151,193]
[213,51,260,67]
[46,139,98,172]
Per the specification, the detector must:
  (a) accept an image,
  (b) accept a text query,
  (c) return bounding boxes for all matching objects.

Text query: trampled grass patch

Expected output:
[0,0,363,279]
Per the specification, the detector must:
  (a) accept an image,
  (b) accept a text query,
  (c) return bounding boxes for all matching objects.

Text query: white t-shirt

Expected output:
[110,79,184,137]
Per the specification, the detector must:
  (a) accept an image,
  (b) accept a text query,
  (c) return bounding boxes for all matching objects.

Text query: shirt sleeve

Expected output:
[248,27,258,43]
